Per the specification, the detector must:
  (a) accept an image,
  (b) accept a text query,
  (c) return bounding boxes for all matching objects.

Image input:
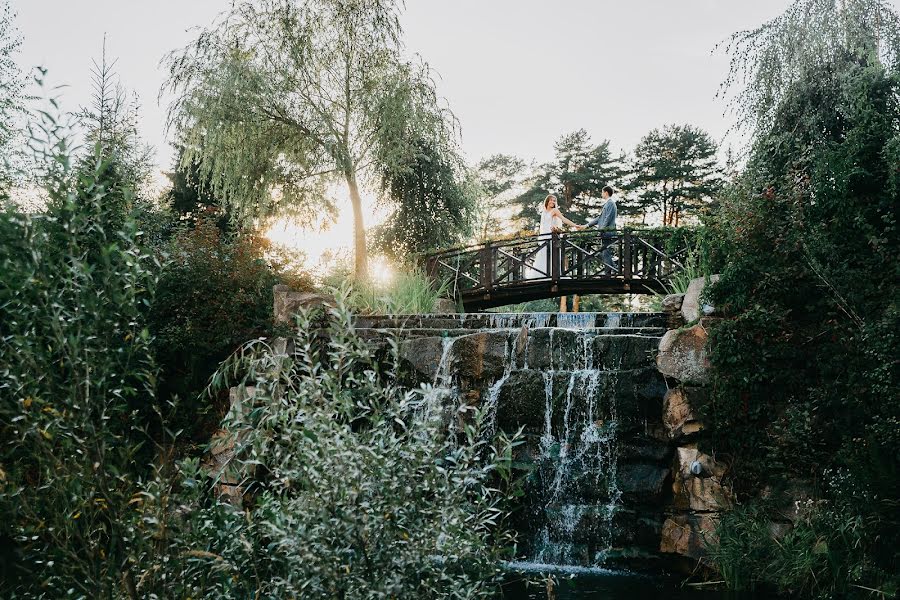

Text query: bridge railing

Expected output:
[425,228,694,299]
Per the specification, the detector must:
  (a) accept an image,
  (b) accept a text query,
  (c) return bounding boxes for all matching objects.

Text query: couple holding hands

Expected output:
[525,186,618,280]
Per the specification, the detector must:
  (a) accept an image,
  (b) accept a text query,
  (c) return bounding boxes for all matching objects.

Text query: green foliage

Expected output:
[702,4,900,594]
[514,129,623,230]
[0,110,160,597]
[0,0,27,192]
[721,0,900,135]
[626,124,721,226]
[373,138,475,260]
[712,498,898,598]
[471,153,528,242]
[132,302,520,598]
[75,40,154,205]
[149,219,312,437]
[327,266,450,315]
[164,0,457,276]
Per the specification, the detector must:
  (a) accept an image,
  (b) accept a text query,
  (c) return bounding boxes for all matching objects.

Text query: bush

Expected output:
[326,265,450,315]
[0,141,160,596]
[712,495,897,599]
[701,57,899,596]
[149,219,312,439]
[132,301,521,598]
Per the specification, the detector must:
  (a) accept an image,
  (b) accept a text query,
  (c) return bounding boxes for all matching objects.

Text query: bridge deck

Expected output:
[425,229,691,310]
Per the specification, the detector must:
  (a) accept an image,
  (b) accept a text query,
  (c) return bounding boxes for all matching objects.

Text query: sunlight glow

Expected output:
[369,255,395,287]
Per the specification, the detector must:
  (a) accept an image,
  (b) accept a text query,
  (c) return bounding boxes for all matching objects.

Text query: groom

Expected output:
[584,186,618,274]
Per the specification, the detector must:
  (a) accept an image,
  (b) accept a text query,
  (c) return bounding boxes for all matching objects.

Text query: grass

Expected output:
[327,267,451,315]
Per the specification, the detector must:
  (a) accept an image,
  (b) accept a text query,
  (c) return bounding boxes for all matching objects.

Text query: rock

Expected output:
[431,297,459,313]
[496,370,549,431]
[672,446,733,512]
[660,513,719,559]
[271,337,295,356]
[398,336,446,380]
[227,385,257,423]
[451,331,510,381]
[656,324,710,384]
[662,293,686,329]
[663,387,703,439]
[273,285,331,325]
[680,275,720,323]
[618,463,671,503]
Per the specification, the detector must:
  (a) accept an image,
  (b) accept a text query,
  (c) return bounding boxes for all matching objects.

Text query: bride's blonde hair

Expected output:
[544,194,557,209]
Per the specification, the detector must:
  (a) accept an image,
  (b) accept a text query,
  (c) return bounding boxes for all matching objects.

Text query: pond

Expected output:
[499,564,767,600]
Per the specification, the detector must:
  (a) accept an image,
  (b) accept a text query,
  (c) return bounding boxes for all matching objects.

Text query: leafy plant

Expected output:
[149,218,312,439]
[326,266,450,315]
[0,106,160,597]
[133,300,521,598]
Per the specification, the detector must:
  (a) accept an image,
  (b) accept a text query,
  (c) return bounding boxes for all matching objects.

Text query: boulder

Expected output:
[663,387,703,439]
[618,463,671,503]
[680,275,720,323]
[662,293,686,329]
[672,446,733,512]
[656,324,710,384]
[660,513,719,559]
[432,297,459,313]
[496,370,550,431]
[451,331,510,381]
[273,285,332,325]
[398,336,447,380]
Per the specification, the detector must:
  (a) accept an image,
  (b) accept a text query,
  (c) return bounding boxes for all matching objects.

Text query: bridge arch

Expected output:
[424,228,693,311]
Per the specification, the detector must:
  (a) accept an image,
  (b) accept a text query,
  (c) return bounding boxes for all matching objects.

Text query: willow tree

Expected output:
[720,0,900,135]
[164,0,455,277]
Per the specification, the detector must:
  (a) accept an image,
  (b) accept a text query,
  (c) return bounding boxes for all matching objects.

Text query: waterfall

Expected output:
[556,312,597,329]
[511,321,628,568]
[382,309,667,570]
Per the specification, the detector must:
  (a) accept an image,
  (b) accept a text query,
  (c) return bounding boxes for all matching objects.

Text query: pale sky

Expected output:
[13,0,820,168]
[15,0,877,269]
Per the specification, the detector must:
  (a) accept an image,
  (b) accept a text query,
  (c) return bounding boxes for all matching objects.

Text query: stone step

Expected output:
[355,326,666,340]
[353,312,666,331]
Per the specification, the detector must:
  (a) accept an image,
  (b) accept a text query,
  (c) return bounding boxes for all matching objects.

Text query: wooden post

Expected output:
[623,229,633,284]
[480,242,493,294]
[551,233,561,284]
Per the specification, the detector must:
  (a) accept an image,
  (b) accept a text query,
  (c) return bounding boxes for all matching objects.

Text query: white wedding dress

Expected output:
[525,207,561,279]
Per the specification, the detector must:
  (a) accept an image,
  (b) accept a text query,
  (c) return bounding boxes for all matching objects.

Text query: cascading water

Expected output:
[527,325,625,568]
[363,311,669,571]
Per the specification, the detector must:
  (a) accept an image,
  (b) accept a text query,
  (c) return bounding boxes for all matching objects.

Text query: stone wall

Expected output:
[656,276,732,568]
[212,282,730,572]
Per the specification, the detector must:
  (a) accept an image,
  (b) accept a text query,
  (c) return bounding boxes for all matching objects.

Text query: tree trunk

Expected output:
[346,171,369,279]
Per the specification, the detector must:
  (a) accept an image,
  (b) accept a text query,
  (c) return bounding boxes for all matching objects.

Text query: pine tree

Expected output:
[627,124,720,226]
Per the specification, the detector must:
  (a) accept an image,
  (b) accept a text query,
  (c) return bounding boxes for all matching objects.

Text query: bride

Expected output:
[525,194,581,279]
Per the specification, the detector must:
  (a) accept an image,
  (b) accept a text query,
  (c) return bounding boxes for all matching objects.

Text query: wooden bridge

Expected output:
[424,228,693,311]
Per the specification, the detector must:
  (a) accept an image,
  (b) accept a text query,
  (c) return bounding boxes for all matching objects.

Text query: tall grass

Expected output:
[328,267,452,315]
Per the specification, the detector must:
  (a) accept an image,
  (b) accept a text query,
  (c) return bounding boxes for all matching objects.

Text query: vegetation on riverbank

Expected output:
[699,1,900,596]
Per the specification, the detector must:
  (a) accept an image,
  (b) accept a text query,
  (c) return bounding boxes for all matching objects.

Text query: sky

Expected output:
[11,0,856,267]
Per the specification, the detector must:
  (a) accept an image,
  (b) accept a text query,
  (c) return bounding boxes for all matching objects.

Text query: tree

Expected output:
[373,139,475,260]
[702,1,900,594]
[720,0,900,135]
[513,130,622,230]
[164,0,456,278]
[164,143,225,229]
[471,153,527,242]
[76,38,154,204]
[0,0,26,194]
[627,124,721,226]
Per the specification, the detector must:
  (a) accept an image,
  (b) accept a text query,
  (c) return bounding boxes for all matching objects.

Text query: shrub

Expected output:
[149,219,312,438]
[326,265,450,315]
[132,301,521,598]
[0,137,160,596]
[700,53,899,596]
